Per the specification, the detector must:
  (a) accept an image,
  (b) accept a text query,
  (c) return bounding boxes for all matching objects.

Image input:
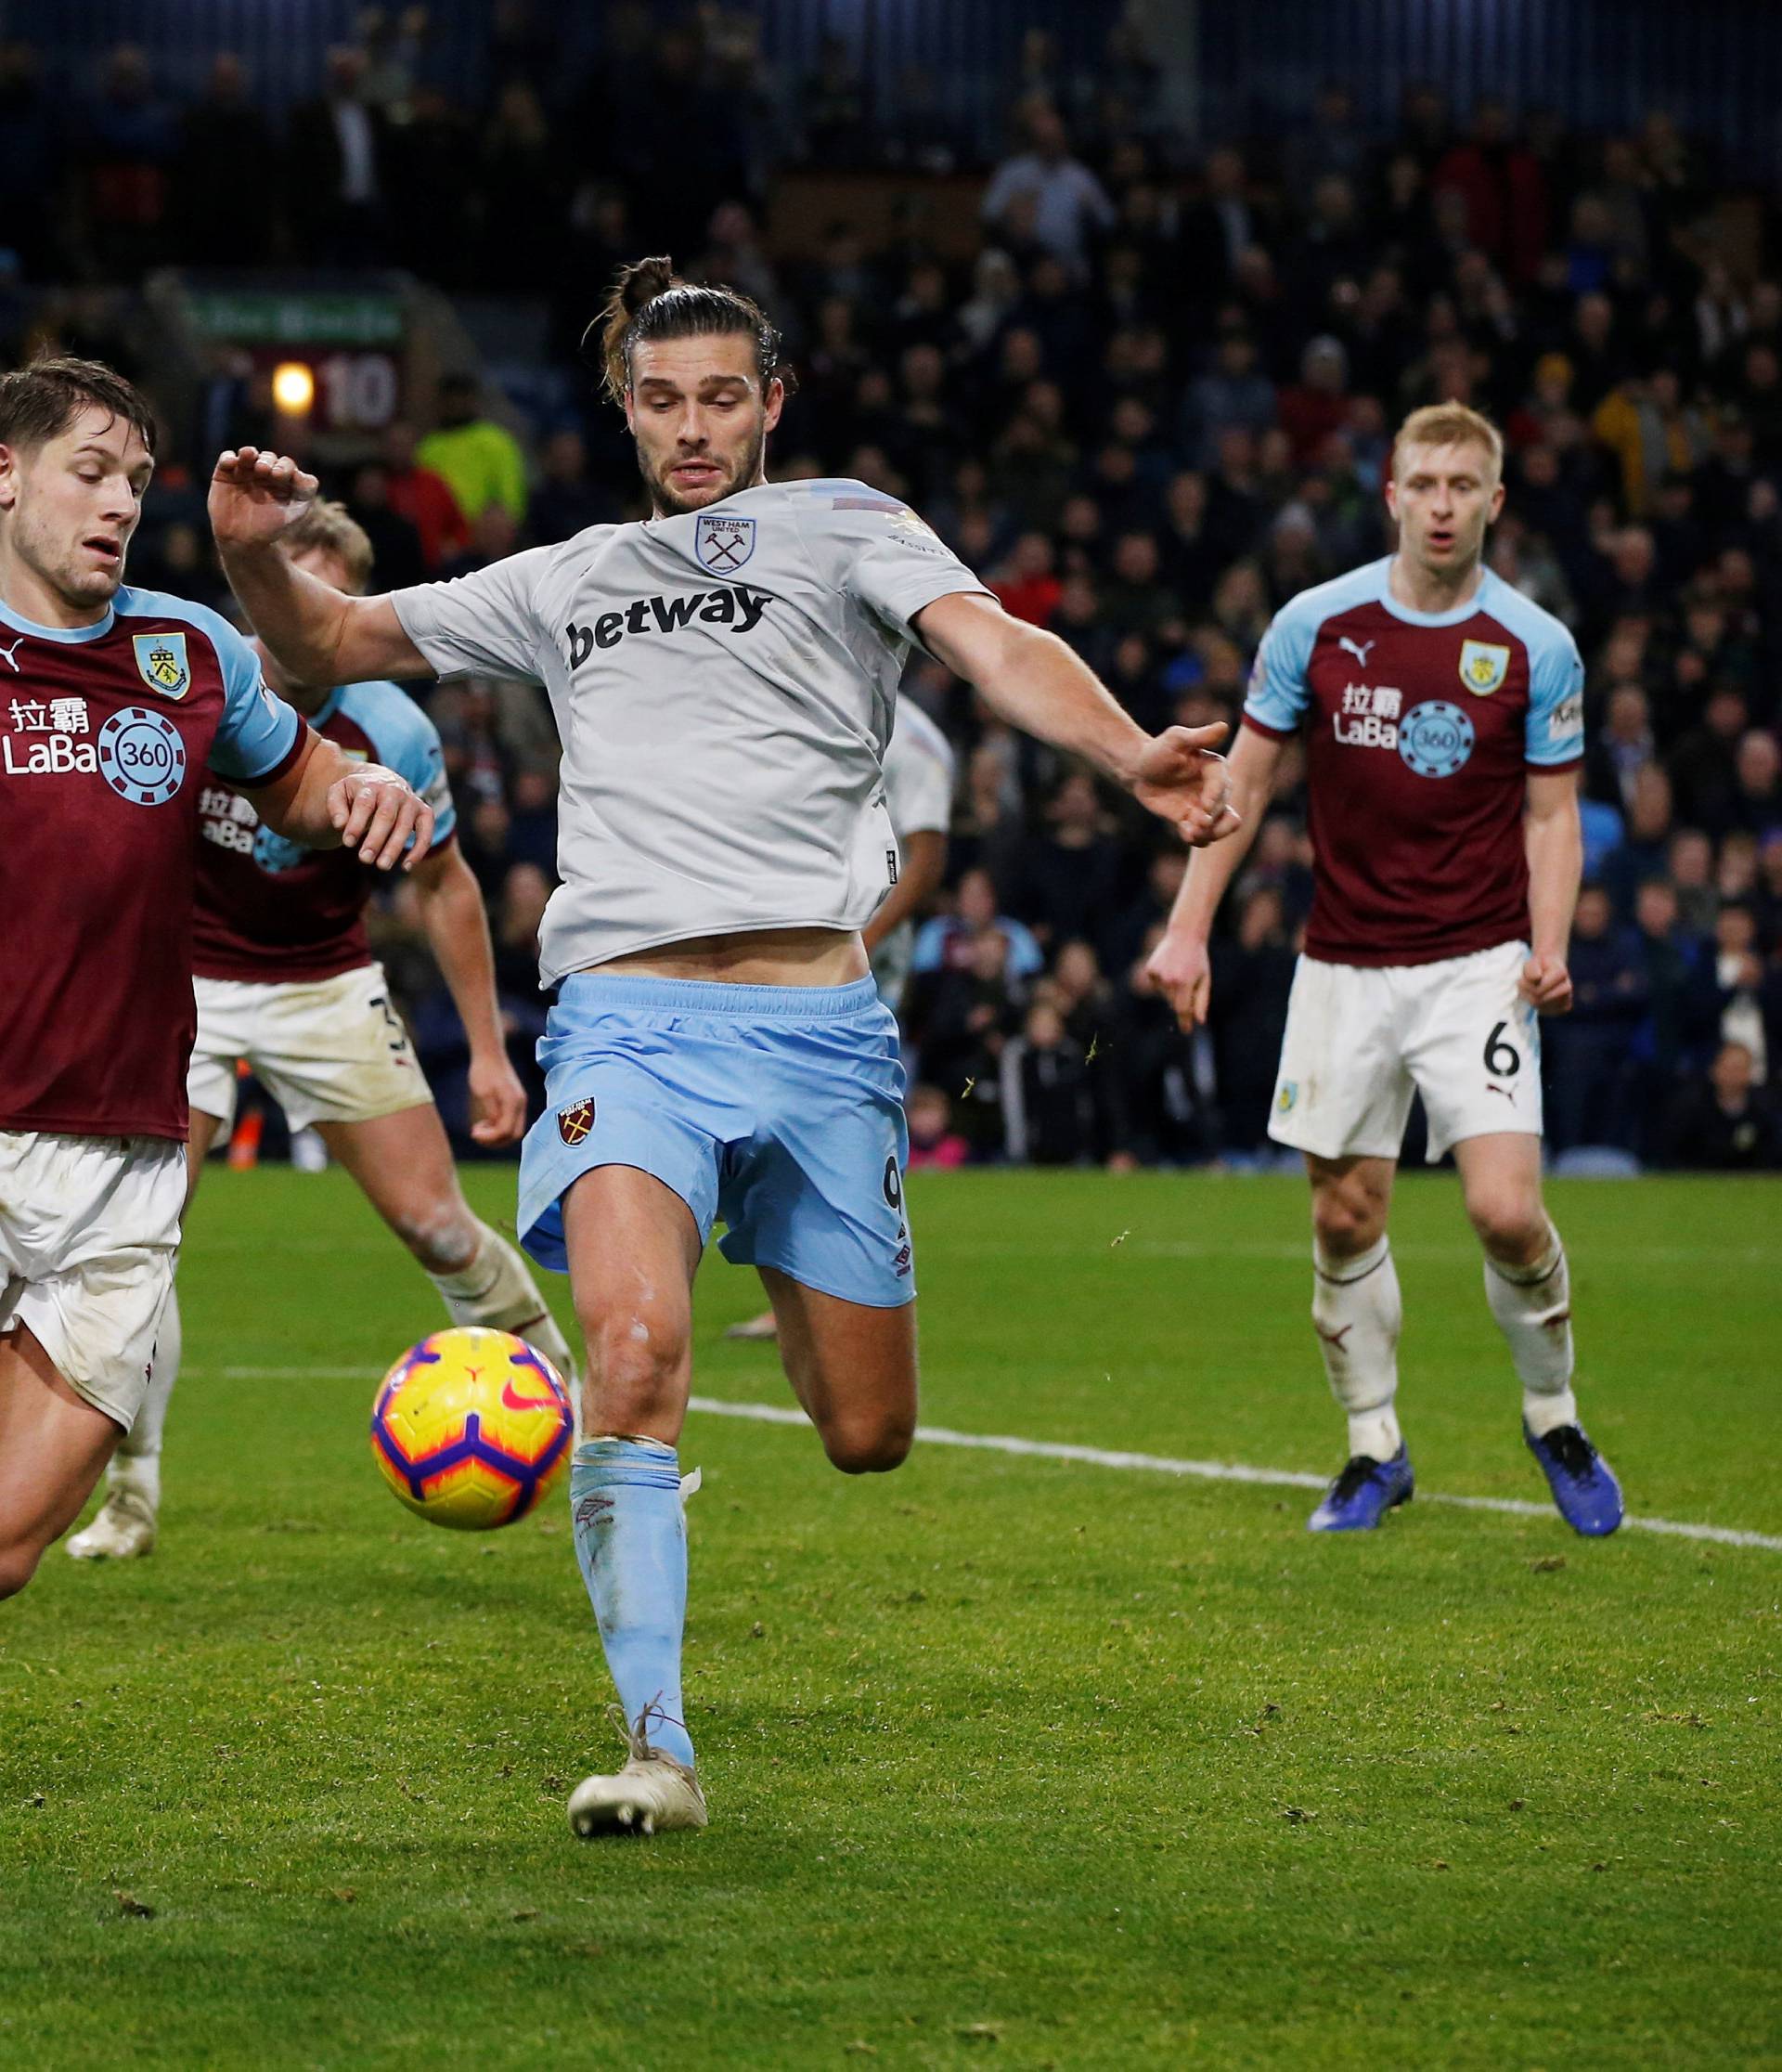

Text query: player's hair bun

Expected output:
[588,253,790,407]
[617,254,679,316]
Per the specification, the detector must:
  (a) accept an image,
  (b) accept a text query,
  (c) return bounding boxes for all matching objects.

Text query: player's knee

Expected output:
[1312,1189,1385,1258]
[820,1412,914,1475]
[577,1302,689,1424]
[1466,1187,1545,1261]
[395,1205,481,1276]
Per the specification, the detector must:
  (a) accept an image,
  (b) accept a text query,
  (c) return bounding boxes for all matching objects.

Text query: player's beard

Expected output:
[14,505,126,612]
[639,420,768,519]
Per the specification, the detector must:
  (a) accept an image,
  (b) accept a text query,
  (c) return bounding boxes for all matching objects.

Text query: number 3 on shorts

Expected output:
[1483,1019,1521,1077]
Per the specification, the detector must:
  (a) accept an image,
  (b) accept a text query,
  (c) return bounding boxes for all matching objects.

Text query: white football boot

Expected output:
[567,1708,707,1839]
[66,1486,157,1560]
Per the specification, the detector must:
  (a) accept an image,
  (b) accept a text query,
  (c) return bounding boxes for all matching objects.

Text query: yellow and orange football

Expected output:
[369,1327,573,1530]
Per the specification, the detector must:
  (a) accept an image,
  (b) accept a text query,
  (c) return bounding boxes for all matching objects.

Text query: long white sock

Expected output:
[110,1284,180,1511]
[427,1218,577,1381]
[1312,1235,1402,1460]
[1484,1224,1577,1436]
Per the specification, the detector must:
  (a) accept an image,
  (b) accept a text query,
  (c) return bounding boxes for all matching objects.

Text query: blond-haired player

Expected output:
[70,499,573,1560]
[1149,404,1623,1535]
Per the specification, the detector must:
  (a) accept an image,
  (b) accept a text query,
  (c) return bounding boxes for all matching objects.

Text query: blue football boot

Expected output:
[1524,1421,1623,1536]
[1307,1445,1414,1532]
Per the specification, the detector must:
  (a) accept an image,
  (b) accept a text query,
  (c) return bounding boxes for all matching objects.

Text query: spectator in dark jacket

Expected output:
[1660,1040,1780,1169]
[1543,884,1647,1151]
[1001,1000,1098,1163]
[1208,885,1298,1151]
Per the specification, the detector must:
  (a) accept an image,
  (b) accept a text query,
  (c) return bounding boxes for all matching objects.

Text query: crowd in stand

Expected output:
[3,10,1781,1170]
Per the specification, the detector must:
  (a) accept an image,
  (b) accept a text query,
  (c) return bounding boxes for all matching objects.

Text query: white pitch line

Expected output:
[197,1370,1782,1555]
[683,1396,1782,1555]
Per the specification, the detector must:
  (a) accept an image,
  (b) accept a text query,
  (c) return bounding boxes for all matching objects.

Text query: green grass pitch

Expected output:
[3,1167,1778,2069]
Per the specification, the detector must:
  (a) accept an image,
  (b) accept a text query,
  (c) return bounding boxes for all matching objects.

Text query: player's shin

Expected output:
[569,1437,696,1770]
[1312,1237,1402,1459]
[426,1217,576,1381]
[1483,1224,1577,1435]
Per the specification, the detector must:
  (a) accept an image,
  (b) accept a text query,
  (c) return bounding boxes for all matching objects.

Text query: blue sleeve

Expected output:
[1525,624,1585,767]
[361,684,458,847]
[115,589,303,783]
[1242,601,1317,736]
[187,604,303,783]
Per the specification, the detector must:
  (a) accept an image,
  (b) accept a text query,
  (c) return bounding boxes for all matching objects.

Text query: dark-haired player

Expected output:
[0,356,433,1602]
[1149,403,1623,1537]
[68,499,573,1562]
[208,257,1237,1837]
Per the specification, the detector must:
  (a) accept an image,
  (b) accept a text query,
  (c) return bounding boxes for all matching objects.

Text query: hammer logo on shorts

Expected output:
[558,1097,596,1146]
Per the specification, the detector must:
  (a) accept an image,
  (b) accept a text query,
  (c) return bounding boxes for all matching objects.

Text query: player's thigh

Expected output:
[317,1100,477,1269]
[1404,941,1543,1163]
[1304,1152,1398,1252]
[249,963,430,1139]
[0,1325,123,1588]
[759,1266,917,1475]
[561,1164,704,1442]
[0,1132,181,1438]
[714,1000,914,1311]
[1269,956,1415,1161]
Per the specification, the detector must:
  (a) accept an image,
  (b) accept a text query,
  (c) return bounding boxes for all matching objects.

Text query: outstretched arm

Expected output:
[250,729,435,873]
[210,448,431,685]
[913,590,1237,846]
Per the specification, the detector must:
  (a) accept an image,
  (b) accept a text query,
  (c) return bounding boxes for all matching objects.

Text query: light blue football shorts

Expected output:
[518,974,914,1307]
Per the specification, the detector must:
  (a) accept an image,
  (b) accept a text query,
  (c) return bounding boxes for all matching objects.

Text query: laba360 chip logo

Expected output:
[558,1097,596,1146]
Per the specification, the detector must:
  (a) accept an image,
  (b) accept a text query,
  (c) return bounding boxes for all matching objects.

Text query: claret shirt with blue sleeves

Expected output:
[192,679,456,983]
[0,584,303,1138]
[1242,558,1584,966]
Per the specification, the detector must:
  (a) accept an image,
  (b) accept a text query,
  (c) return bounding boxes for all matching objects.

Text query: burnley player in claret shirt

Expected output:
[66,499,575,1564]
[0,356,434,1603]
[1150,402,1625,1538]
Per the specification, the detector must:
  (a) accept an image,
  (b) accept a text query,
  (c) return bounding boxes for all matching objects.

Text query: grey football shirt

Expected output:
[391,478,989,986]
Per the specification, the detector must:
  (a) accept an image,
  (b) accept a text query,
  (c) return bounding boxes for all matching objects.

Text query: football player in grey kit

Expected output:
[208,257,1236,1839]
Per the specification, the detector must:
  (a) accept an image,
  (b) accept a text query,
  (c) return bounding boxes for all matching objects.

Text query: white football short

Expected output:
[0,1130,185,1429]
[187,961,430,1133]
[1268,940,1543,1164]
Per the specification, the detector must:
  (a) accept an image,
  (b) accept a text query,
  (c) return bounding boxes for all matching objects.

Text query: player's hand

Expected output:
[208,447,320,546]
[467,1051,528,1147]
[1131,724,1242,848]
[1519,951,1573,1016]
[329,762,435,872]
[1146,931,1213,1031]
